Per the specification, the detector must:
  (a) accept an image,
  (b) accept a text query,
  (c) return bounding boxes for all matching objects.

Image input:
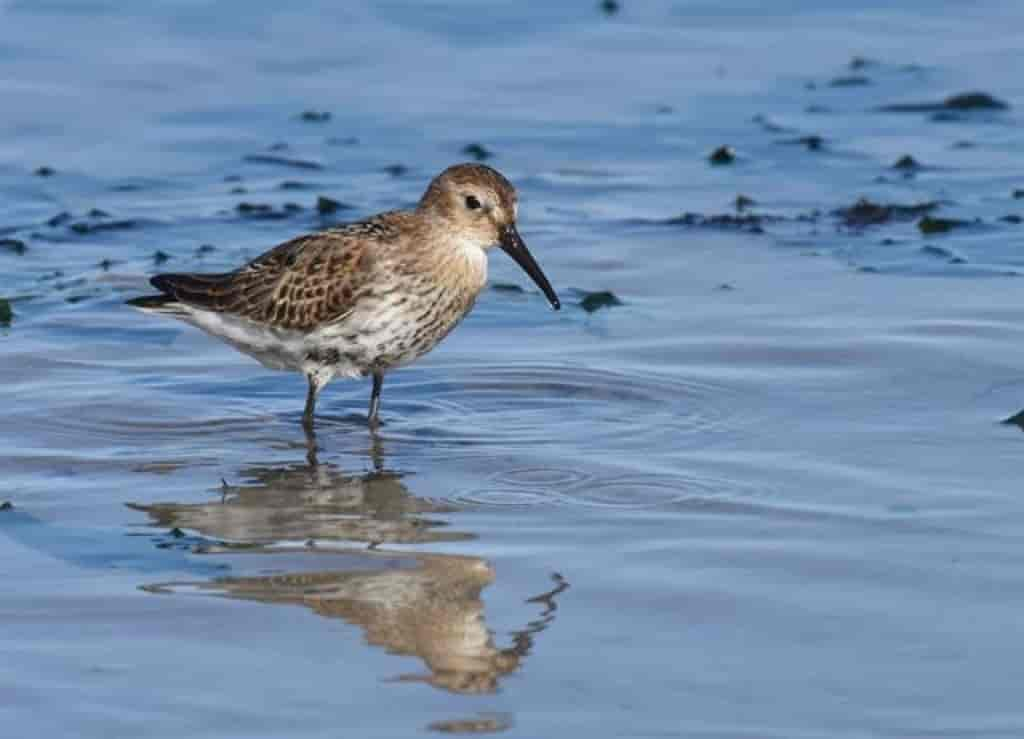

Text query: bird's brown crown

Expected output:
[417,163,518,239]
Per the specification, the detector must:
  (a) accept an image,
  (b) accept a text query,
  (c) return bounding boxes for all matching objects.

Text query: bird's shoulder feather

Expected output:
[151,212,410,331]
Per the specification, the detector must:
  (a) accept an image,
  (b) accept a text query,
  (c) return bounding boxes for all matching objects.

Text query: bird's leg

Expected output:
[303,373,320,431]
[368,371,384,427]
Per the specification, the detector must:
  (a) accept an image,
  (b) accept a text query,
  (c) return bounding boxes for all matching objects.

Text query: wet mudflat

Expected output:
[3,1,1024,736]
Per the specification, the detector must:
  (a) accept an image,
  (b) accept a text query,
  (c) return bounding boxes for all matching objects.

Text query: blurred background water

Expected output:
[3,1,1024,736]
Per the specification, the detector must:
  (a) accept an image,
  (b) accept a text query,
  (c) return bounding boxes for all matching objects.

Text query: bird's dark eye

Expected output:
[464,195,482,210]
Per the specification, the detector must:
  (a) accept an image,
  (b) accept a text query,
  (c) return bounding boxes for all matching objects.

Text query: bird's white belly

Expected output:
[311,300,442,370]
[179,303,427,380]
[178,308,355,376]
[179,282,473,381]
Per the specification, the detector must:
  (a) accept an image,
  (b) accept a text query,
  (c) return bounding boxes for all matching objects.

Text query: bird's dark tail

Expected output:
[127,274,187,314]
[127,272,232,314]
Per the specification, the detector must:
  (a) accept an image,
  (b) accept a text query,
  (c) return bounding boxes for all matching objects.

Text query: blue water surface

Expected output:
[3,1,1024,737]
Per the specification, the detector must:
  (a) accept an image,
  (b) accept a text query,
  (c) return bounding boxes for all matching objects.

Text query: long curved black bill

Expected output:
[499,224,560,310]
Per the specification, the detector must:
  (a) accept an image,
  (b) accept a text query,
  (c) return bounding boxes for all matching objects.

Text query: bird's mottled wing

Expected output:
[151,218,397,332]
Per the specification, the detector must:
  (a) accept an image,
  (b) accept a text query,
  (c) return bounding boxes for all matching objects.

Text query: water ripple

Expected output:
[378,362,752,459]
[449,468,768,511]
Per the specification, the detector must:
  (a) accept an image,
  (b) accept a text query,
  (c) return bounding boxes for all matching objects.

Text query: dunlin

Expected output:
[128,163,560,428]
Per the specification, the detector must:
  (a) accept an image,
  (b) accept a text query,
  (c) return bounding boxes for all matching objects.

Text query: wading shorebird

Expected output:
[128,163,560,429]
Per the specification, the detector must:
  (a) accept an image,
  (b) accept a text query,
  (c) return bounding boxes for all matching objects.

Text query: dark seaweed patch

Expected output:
[462,143,493,161]
[580,291,623,313]
[918,216,970,234]
[240,204,279,216]
[600,0,620,14]
[581,288,618,313]
[47,212,72,228]
[236,202,301,220]
[0,239,27,255]
[782,135,824,151]
[298,110,331,123]
[0,298,12,326]
[279,181,313,191]
[834,198,938,228]
[665,212,771,233]
[491,282,525,293]
[1001,409,1024,430]
[892,155,921,170]
[153,250,170,265]
[877,91,1009,113]
[383,164,408,177]
[34,166,55,177]
[1013,189,1024,200]
[243,154,323,170]
[734,195,756,211]
[849,56,876,70]
[943,92,1008,110]
[69,219,137,235]
[708,146,735,165]
[316,196,354,215]
[0,501,12,511]
[829,75,870,87]
[196,244,216,256]
[1000,215,1022,224]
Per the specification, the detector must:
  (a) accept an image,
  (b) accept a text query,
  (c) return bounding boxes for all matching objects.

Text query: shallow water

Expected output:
[4,1,1024,736]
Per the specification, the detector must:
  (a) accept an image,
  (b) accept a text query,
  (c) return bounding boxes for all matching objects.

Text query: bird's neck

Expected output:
[416,217,489,298]
[442,235,489,298]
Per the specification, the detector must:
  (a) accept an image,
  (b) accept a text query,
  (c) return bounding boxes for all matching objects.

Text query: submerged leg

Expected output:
[303,373,321,430]
[302,418,320,466]
[368,426,384,473]
[367,371,384,427]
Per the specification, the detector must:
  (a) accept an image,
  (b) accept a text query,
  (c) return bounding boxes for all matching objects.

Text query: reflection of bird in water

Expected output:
[153,554,567,695]
[129,459,471,547]
[135,434,568,695]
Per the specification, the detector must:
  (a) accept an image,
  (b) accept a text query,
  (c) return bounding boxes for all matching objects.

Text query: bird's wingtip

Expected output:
[150,273,175,294]
[126,293,181,312]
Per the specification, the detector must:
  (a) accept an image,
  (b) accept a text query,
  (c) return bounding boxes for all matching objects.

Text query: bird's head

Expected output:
[419,163,560,310]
